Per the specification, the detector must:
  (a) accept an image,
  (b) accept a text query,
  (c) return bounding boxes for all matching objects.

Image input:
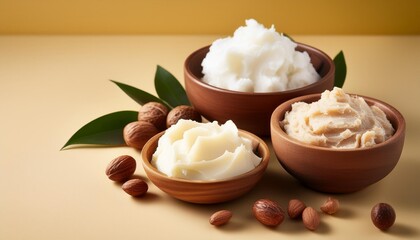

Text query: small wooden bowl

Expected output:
[184,43,335,136]
[270,93,406,193]
[141,130,270,204]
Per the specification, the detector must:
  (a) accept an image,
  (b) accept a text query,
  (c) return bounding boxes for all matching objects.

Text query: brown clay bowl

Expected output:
[184,43,335,136]
[141,130,270,204]
[270,93,406,193]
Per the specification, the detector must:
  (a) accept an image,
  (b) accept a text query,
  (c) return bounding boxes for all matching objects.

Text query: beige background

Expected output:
[0,35,419,239]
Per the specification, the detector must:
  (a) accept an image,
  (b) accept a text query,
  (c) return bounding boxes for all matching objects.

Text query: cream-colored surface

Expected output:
[283,87,394,148]
[1,0,420,35]
[0,35,419,239]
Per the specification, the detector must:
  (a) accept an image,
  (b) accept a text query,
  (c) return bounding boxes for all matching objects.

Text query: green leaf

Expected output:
[61,111,138,150]
[110,80,171,109]
[154,65,190,108]
[333,51,347,88]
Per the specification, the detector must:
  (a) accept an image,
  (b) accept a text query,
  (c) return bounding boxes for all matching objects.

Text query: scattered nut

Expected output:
[138,102,169,131]
[371,203,396,231]
[288,199,306,219]
[123,121,159,149]
[302,207,320,231]
[122,178,149,197]
[166,105,201,128]
[252,199,285,227]
[320,197,340,215]
[209,210,233,226]
[105,155,136,182]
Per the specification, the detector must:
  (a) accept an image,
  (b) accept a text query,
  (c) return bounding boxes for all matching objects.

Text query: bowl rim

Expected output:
[184,42,335,96]
[270,92,406,152]
[141,129,270,184]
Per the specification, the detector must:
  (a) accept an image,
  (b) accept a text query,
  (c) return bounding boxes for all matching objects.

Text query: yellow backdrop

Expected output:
[1,0,419,35]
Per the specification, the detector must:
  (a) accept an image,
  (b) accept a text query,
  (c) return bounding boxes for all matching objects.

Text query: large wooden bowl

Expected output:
[184,43,335,136]
[270,93,406,193]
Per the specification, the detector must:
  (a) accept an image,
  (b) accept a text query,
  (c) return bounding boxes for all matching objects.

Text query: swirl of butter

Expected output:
[283,87,394,149]
[152,120,262,180]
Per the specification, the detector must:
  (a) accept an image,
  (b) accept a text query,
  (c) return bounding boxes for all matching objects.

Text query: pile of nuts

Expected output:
[209,197,339,230]
[106,155,397,232]
[104,102,202,197]
[123,102,201,150]
[210,198,396,232]
[105,150,396,231]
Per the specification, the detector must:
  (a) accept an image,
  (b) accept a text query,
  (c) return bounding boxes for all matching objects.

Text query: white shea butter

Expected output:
[201,19,320,93]
[151,120,262,180]
[282,87,394,149]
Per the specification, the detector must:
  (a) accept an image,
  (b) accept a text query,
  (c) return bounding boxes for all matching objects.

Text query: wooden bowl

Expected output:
[270,93,406,193]
[141,130,270,204]
[184,43,335,136]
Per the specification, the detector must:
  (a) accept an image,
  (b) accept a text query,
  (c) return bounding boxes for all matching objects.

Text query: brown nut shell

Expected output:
[320,197,339,215]
[122,178,148,197]
[288,199,306,219]
[105,155,136,182]
[166,105,201,127]
[302,207,320,231]
[252,199,285,227]
[371,203,396,231]
[138,102,168,131]
[209,210,233,226]
[123,121,159,150]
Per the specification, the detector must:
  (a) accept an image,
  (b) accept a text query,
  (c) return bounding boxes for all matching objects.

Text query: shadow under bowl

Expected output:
[184,42,335,136]
[141,130,270,204]
[270,93,406,193]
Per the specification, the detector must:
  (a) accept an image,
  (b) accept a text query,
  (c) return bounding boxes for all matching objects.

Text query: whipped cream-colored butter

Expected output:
[201,19,320,93]
[282,87,394,149]
[152,120,262,180]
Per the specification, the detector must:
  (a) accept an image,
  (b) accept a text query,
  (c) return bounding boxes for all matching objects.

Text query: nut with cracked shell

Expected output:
[320,197,339,215]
